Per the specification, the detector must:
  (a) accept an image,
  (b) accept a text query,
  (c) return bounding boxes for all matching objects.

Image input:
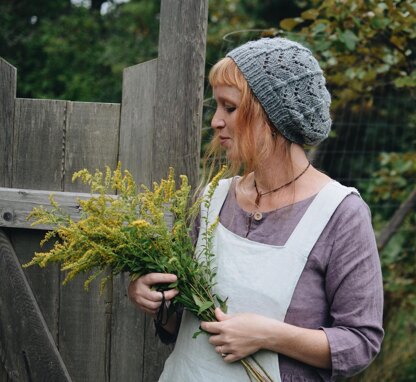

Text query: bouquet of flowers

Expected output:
[24,163,273,382]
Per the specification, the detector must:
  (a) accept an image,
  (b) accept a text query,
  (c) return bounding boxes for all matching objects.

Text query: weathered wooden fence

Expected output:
[0,1,208,381]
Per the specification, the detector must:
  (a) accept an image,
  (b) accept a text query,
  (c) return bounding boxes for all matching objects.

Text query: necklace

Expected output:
[253,162,311,207]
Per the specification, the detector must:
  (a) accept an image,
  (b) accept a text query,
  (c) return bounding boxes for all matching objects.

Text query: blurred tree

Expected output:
[205,0,311,70]
[0,0,160,102]
[279,0,416,108]
[0,0,305,102]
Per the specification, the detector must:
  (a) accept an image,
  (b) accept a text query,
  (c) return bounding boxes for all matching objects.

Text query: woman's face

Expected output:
[211,85,242,161]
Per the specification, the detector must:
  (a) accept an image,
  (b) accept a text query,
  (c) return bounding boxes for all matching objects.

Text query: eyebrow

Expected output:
[214,95,239,105]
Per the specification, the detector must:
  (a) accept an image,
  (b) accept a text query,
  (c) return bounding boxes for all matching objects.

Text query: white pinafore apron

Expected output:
[159,179,358,382]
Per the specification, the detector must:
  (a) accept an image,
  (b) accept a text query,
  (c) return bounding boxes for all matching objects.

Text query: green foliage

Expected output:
[360,152,416,314]
[1,1,303,102]
[279,0,416,107]
[0,0,160,102]
[205,0,303,62]
[352,149,416,381]
[364,152,416,205]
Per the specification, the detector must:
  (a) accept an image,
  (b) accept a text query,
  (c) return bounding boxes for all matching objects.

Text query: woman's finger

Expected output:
[128,273,178,316]
[141,273,177,286]
[222,353,238,363]
[200,320,222,334]
[209,334,223,346]
[162,288,179,301]
[145,288,178,304]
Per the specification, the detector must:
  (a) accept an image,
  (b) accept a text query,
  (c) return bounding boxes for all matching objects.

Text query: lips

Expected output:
[219,136,230,145]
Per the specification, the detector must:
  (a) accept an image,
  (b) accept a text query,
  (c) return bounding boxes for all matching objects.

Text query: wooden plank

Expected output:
[152,0,208,189]
[63,101,120,192]
[12,98,67,191]
[59,101,120,382]
[0,187,92,230]
[111,59,158,382]
[0,58,16,188]
[110,273,146,382]
[119,59,157,186]
[0,361,11,382]
[7,228,61,349]
[0,186,170,229]
[0,229,72,382]
[143,314,175,382]
[10,97,65,351]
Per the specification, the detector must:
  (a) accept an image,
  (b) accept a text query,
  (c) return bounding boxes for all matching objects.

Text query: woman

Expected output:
[128,37,384,381]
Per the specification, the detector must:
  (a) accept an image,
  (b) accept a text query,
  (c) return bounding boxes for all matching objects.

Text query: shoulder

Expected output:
[324,189,378,268]
[319,186,376,253]
[332,188,372,227]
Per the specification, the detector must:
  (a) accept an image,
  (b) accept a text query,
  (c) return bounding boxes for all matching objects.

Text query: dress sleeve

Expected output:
[155,308,184,344]
[321,195,384,378]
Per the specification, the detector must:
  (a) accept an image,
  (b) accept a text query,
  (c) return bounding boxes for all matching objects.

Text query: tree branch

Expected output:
[377,188,416,251]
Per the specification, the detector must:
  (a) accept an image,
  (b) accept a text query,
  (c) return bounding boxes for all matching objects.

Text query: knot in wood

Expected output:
[2,211,13,222]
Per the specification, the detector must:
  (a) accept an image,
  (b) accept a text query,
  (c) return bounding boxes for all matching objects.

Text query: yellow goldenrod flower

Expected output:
[131,219,150,229]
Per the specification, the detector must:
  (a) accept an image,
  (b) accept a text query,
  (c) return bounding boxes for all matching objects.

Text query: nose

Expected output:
[211,109,225,130]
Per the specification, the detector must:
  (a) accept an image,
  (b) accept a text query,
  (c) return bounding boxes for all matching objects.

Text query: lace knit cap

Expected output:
[226,37,331,146]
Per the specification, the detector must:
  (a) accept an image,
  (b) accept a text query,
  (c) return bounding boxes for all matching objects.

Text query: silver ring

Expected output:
[219,346,227,357]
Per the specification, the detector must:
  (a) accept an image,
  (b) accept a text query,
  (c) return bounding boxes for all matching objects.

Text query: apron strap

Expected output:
[285,181,359,257]
[196,178,233,253]
[201,178,233,228]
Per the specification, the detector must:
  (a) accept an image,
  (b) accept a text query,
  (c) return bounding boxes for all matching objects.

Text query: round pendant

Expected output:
[253,211,263,221]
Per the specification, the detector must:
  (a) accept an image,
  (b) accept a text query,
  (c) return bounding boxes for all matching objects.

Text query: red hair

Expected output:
[203,57,292,185]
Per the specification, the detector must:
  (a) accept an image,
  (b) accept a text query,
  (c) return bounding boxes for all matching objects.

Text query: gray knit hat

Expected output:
[226,37,331,146]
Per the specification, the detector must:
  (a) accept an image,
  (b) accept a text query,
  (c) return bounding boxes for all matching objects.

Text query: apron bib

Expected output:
[159,179,358,382]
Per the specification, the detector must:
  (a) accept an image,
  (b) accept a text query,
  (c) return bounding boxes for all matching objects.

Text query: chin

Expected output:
[225,150,240,162]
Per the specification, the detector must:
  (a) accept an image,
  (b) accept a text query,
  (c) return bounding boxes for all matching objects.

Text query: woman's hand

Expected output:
[202,308,332,369]
[200,308,270,363]
[128,273,178,318]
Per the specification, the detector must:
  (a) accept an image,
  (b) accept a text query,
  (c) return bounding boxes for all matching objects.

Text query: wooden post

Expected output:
[117,1,209,380]
[152,0,209,188]
[0,58,16,188]
[112,60,159,382]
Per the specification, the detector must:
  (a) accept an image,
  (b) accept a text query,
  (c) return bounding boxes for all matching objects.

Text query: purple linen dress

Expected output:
[218,179,384,381]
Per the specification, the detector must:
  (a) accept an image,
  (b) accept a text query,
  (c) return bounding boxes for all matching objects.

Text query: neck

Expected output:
[253,144,309,192]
